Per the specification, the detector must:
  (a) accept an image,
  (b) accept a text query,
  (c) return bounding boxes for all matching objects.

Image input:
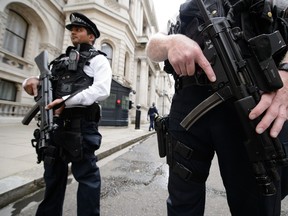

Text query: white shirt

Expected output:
[63,54,112,108]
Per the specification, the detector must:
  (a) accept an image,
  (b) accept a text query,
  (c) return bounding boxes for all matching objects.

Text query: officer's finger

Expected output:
[255,108,277,135]
[179,63,188,76]
[174,62,187,76]
[249,94,273,120]
[32,85,38,97]
[186,61,195,76]
[269,105,287,138]
[45,99,61,110]
[54,105,65,116]
[197,55,216,82]
[45,101,54,110]
[172,64,181,75]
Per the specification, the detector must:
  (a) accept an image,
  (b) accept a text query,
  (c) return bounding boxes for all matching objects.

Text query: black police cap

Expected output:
[66,12,100,38]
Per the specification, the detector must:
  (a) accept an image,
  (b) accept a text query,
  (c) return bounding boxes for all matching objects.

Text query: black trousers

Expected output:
[36,118,102,216]
[167,85,288,216]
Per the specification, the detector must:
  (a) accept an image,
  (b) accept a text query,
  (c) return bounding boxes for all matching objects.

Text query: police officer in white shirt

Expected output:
[23,12,112,216]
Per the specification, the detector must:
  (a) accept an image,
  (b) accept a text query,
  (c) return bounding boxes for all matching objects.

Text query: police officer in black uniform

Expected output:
[23,12,112,216]
[148,102,159,131]
[147,0,288,215]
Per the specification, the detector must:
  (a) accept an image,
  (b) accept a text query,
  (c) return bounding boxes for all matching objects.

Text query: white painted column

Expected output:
[139,59,148,107]
[149,73,156,106]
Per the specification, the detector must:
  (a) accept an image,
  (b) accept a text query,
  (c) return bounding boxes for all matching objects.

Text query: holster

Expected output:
[154,115,169,158]
[155,115,212,183]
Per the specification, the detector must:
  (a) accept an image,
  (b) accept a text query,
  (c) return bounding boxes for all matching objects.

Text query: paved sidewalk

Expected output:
[0,117,154,208]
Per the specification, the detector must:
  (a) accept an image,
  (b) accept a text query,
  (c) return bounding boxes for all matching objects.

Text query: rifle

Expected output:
[22,50,54,163]
[180,0,288,196]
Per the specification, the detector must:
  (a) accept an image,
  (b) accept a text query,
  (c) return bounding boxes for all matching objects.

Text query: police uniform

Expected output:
[162,1,288,216]
[148,103,159,131]
[35,13,112,216]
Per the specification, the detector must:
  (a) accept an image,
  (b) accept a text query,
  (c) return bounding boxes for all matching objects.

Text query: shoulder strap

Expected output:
[48,53,67,68]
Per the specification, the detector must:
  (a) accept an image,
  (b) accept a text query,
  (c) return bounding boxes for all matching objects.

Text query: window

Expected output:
[100,93,116,109]
[101,43,113,66]
[3,10,28,57]
[0,79,17,101]
[121,95,129,110]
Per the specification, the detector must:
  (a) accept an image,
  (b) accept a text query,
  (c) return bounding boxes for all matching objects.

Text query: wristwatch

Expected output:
[278,63,288,72]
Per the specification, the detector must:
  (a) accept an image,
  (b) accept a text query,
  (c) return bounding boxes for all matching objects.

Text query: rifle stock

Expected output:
[181,0,288,196]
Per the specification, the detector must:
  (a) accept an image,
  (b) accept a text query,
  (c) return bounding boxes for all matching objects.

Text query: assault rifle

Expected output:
[180,0,288,196]
[22,50,54,163]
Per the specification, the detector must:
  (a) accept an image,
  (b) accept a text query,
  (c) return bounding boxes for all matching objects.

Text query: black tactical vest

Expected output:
[50,43,104,99]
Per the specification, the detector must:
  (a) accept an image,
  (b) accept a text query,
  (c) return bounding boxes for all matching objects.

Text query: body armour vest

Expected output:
[50,43,105,99]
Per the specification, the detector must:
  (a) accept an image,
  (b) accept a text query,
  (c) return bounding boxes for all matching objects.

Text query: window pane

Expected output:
[3,31,25,56]
[101,43,113,60]
[3,10,28,57]
[0,79,17,101]
[121,96,129,109]
[7,12,27,37]
[100,94,116,109]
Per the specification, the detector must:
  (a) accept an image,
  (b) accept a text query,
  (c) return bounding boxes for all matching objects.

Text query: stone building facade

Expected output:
[0,0,174,125]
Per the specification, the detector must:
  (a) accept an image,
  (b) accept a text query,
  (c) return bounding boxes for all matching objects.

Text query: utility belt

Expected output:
[155,115,212,183]
[61,102,101,122]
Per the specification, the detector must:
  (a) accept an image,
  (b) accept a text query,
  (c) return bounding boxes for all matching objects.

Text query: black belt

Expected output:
[61,103,100,121]
[61,107,88,119]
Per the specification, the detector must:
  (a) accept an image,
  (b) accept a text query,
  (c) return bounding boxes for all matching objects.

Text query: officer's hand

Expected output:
[167,34,216,82]
[23,77,39,96]
[46,98,65,117]
[249,71,288,138]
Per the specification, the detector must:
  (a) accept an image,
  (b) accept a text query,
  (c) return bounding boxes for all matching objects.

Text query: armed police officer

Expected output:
[23,12,112,216]
[147,0,288,215]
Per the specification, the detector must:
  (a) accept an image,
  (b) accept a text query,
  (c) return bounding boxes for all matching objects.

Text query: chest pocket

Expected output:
[51,58,93,98]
